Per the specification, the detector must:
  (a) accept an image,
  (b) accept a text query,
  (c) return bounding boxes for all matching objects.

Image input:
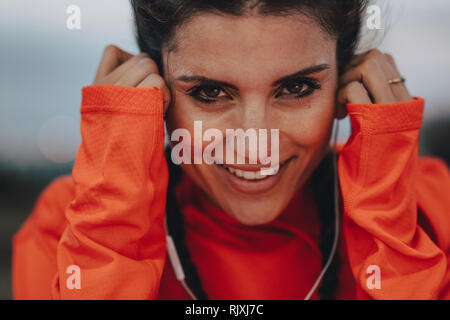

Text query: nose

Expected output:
[239,95,269,131]
[227,96,275,165]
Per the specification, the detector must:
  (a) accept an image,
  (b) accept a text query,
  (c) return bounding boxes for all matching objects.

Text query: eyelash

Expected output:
[275,78,321,100]
[187,78,321,105]
[187,85,231,104]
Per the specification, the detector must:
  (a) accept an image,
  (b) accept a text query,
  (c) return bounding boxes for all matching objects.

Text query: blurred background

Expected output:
[0,0,449,300]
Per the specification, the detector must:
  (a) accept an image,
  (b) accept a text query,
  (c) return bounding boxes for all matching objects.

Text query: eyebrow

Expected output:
[175,75,239,91]
[271,64,331,86]
[175,64,331,89]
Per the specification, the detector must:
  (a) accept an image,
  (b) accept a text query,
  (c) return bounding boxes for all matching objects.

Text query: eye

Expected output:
[276,78,321,100]
[285,83,305,94]
[188,85,230,104]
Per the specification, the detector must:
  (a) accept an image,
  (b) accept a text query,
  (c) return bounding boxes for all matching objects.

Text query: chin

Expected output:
[224,199,286,226]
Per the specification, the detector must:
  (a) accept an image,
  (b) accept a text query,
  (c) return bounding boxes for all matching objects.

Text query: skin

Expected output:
[92,12,412,226]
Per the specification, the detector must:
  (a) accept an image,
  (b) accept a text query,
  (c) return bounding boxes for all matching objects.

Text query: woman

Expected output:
[12,0,450,299]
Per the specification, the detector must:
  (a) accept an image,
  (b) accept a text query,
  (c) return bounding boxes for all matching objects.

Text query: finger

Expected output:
[95,53,149,85]
[115,57,159,87]
[342,54,364,73]
[94,45,134,83]
[341,51,372,73]
[337,81,372,106]
[366,50,396,78]
[345,50,412,103]
[103,53,150,83]
[339,58,396,104]
[137,73,172,114]
[335,81,371,120]
[343,49,391,73]
[365,50,411,102]
[383,53,413,102]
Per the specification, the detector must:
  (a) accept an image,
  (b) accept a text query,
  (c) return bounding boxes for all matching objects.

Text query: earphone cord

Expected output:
[165,119,341,301]
[303,118,340,300]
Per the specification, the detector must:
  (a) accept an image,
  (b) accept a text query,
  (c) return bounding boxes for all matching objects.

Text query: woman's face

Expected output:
[164,12,338,225]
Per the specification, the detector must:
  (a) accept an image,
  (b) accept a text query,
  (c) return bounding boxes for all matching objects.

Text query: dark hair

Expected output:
[132,0,368,299]
[131,0,368,76]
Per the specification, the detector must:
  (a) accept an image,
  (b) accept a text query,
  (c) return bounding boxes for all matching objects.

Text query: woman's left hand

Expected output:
[336,49,413,119]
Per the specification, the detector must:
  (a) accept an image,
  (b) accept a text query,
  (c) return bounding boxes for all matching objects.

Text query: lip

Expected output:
[220,157,292,172]
[216,156,295,194]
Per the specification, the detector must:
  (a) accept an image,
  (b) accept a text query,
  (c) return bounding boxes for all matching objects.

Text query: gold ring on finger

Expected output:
[388,77,406,85]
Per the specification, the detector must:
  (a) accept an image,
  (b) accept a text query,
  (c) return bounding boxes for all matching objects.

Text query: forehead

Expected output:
[166,13,337,84]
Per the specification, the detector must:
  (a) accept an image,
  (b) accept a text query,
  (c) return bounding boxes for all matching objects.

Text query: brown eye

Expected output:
[286,83,304,94]
[276,78,321,99]
[188,85,230,104]
[203,87,222,98]
[277,82,307,97]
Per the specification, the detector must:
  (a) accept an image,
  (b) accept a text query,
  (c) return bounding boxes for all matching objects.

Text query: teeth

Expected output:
[224,166,267,180]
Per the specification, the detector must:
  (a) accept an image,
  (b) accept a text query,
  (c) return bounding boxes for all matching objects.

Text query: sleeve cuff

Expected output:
[81,85,164,115]
[346,97,425,135]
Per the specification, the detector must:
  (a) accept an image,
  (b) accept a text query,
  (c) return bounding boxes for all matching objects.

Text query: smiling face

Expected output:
[163,12,338,225]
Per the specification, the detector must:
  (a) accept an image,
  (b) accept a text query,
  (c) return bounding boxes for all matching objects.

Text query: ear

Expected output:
[334,102,348,120]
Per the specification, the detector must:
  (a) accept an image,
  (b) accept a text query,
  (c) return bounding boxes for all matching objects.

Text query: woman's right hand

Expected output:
[92,44,171,113]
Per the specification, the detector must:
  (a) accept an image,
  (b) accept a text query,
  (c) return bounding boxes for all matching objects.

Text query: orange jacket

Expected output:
[12,85,450,299]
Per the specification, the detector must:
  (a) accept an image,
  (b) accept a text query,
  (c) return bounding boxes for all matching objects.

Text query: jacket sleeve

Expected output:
[51,85,168,299]
[338,97,449,299]
[12,174,73,299]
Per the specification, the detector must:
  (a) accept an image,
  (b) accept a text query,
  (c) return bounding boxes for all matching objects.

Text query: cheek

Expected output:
[166,95,224,163]
[167,94,224,130]
[274,74,338,148]
[280,99,336,148]
[166,95,189,133]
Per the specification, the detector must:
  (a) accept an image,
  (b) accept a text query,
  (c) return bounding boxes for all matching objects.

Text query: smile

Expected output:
[216,156,296,194]
[222,166,269,180]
